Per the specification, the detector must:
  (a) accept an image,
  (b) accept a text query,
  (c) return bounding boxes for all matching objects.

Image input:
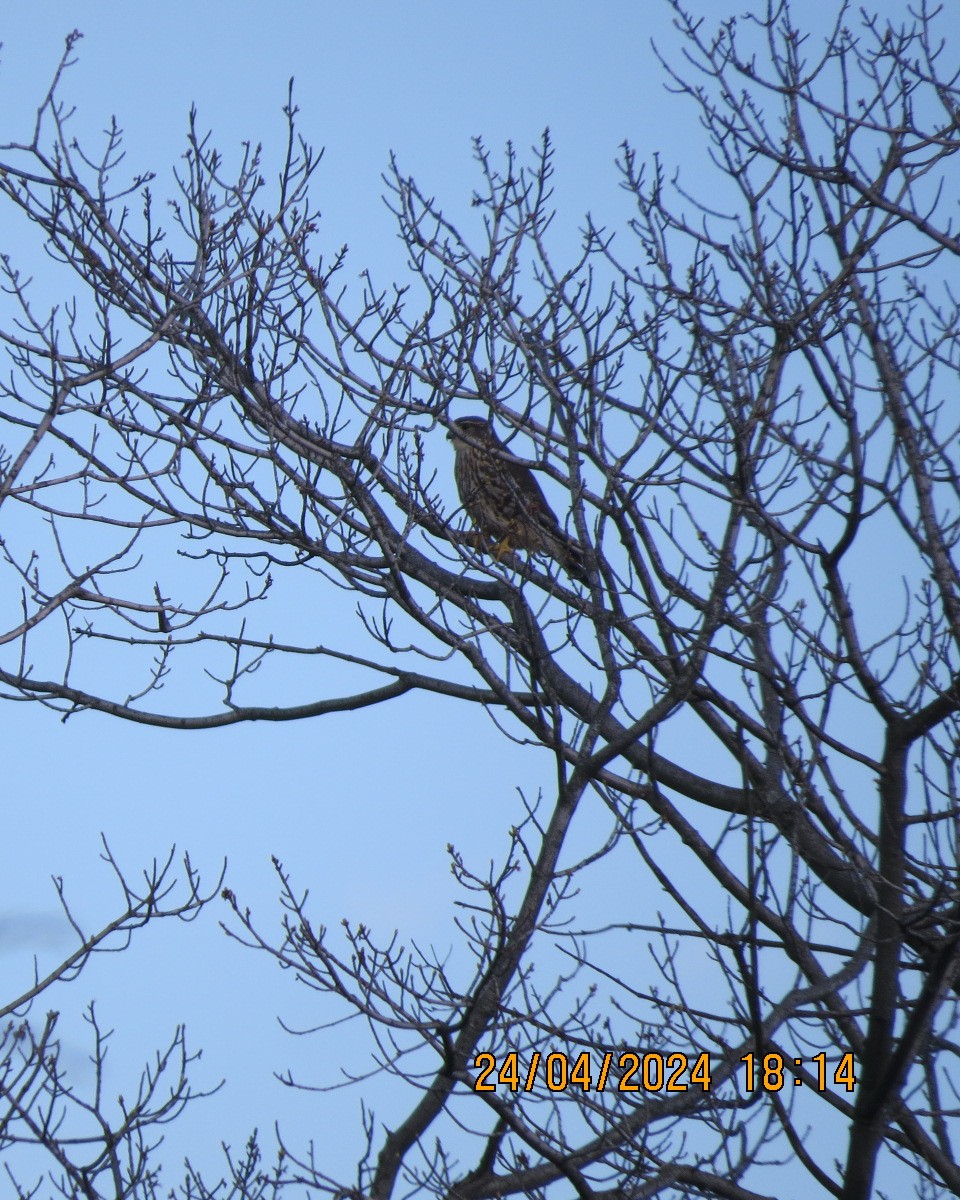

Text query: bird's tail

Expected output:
[555,534,588,583]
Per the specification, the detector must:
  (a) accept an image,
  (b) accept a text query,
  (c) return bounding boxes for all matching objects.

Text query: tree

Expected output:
[2,3,960,1197]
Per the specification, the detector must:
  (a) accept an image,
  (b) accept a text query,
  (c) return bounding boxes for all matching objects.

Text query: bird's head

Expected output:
[447,416,496,448]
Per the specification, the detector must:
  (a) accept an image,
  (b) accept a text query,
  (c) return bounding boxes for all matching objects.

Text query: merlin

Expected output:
[447,416,587,582]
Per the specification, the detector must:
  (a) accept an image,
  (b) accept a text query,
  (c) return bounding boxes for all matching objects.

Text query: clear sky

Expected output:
[2,0,953,1188]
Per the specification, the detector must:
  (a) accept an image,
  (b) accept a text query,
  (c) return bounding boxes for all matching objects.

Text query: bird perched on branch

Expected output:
[447,416,587,582]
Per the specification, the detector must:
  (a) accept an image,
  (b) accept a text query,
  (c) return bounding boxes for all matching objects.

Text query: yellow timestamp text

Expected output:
[473,1050,857,1094]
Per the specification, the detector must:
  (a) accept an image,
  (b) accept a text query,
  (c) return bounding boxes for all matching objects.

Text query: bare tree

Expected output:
[2,3,960,1198]
[0,846,227,1198]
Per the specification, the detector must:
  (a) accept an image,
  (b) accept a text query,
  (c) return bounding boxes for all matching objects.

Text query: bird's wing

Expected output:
[498,458,563,529]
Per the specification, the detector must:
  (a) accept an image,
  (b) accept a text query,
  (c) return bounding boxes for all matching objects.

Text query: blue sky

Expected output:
[0,2,698,1182]
[3,0,953,1189]
[1,4,682,270]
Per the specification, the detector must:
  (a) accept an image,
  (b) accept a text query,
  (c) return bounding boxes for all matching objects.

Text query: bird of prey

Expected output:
[447,416,587,582]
